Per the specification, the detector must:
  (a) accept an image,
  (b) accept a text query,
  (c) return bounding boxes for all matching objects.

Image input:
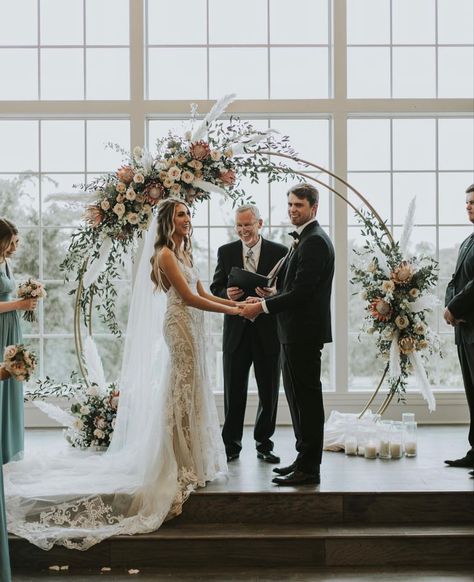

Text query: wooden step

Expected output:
[177,490,474,524]
[10,523,474,569]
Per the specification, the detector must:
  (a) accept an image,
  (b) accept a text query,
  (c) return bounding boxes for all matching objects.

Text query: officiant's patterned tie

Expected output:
[245,248,257,272]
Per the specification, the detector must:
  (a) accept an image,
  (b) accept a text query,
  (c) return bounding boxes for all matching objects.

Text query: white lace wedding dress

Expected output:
[4,219,227,550]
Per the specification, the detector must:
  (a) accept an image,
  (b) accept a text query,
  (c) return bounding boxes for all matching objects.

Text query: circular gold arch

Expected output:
[74,151,397,416]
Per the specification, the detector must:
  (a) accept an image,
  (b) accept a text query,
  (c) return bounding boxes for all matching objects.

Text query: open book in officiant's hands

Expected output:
[227,267,275,296]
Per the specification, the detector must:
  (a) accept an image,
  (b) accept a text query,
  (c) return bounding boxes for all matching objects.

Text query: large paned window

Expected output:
[0,1,472,422]
[0,118,130,381]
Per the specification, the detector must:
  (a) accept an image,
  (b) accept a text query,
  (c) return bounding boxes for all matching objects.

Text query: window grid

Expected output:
[0,0,472,411]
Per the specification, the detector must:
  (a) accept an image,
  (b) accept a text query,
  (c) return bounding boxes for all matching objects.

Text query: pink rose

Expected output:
[219,169,236,185]
[4,345,18,361]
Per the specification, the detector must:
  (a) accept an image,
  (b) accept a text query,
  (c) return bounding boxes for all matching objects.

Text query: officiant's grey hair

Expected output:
[235,204,261,220]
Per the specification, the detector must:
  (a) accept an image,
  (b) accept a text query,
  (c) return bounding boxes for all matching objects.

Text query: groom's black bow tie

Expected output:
[288,231,300,240]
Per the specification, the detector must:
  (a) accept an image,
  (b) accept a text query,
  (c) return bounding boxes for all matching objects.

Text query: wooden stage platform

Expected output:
[9,425,474,576]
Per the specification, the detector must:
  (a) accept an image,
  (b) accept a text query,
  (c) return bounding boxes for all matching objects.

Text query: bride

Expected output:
[4,197,239,550]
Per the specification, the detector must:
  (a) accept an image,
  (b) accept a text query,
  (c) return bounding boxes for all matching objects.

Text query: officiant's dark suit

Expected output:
[241,183,335,485]
[211,206,287,461]
[444,184,474,469]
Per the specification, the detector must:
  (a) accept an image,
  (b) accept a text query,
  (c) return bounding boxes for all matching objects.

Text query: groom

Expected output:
[240,183,335,485]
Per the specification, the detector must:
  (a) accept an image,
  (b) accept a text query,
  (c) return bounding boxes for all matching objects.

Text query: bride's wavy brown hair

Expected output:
[0,218,18,260]
[150,197,193,290]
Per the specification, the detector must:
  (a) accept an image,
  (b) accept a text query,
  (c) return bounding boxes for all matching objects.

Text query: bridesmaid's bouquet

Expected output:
[17,278,47,322]
[1,344,37,382]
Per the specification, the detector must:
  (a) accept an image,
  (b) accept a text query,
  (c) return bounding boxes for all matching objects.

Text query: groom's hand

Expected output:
[239,301,264,321]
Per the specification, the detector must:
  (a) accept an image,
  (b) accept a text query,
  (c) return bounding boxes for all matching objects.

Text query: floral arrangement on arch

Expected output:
[65,382,119,449]
[58,94,297,335]
[350,204,439,410]
[26,338,120,449]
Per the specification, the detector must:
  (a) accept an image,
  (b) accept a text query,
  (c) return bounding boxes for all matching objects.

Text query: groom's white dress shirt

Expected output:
[261,218,317,314]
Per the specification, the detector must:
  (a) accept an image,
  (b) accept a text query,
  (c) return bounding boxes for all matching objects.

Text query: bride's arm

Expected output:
[196,281,236,307]
[159,249,238,315]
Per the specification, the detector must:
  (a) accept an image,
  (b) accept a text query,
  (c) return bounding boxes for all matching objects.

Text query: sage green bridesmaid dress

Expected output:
[0,260,24,463]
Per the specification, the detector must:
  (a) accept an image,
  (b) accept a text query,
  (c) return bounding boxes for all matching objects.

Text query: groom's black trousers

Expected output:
[222,323,280,456]
[281,341,325,475]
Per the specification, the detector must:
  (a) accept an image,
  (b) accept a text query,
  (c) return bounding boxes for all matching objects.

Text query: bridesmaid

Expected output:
[0,218,37,463]
[0,365,12,581]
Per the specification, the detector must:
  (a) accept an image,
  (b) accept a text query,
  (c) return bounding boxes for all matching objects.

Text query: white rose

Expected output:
[113,203,126,218]
[86,385,99,397]
[210,150,222,161]
[100,200,110,211]
[125,188,136,201]
[181,170,194,184]
[367,327,375,335]
[359,291,368,300]
[73,418,84,431]
[395,315,409,330]
[80,406,90,415]
[184,130,192,140]
[93,428,105,439]
[116,182,127,194]
[133,173,145,184]
[168,166,181,181]
[127,212,139,225]
[382,327,394,340]
[381,280,395,294]
[163,178,174,188]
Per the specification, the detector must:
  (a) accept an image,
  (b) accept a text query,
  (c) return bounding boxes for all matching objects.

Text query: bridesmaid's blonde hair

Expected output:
[0,218,18,260]
[150,197,193,290]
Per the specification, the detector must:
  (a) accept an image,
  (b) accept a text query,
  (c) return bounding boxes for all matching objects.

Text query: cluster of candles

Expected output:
[344,413,418,460]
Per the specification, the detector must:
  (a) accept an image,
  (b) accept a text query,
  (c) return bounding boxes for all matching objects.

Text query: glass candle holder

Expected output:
[344,432,358,456]
[404,421,418,457]
[378,421,392,460]
[389,421,403,459]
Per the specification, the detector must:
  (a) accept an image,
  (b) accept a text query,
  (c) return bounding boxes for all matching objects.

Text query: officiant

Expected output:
[211,204,287,463]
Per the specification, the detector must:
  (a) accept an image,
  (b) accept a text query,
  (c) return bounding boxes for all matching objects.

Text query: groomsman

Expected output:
[211,205,287,463]
[240,183,335,486]
[444,183,474,473]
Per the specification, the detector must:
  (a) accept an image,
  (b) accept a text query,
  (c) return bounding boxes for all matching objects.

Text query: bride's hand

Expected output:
[245,296,261,304]
[226,305,243,316]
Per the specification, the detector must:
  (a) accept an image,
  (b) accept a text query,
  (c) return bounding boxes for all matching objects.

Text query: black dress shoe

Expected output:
[273,462,296,476]
[469,470,474,477]
[257,451,280,464]
[272,470,320,486]
[226,452,240,462]
[444,455,474,468]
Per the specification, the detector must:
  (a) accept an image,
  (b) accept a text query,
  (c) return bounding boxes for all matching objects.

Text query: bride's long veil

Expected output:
[5,217,181,550]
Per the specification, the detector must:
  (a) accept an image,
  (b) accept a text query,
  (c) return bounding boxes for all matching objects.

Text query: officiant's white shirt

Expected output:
[261,218,317,314]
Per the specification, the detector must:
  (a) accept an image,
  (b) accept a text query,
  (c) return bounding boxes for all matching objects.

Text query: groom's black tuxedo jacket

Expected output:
[445,232,474,345]
[211,237,288,354]
[266,221,334,345]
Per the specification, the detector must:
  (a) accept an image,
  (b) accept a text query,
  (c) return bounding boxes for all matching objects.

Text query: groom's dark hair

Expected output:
[466,184,474,194]
[287,183,319,206]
